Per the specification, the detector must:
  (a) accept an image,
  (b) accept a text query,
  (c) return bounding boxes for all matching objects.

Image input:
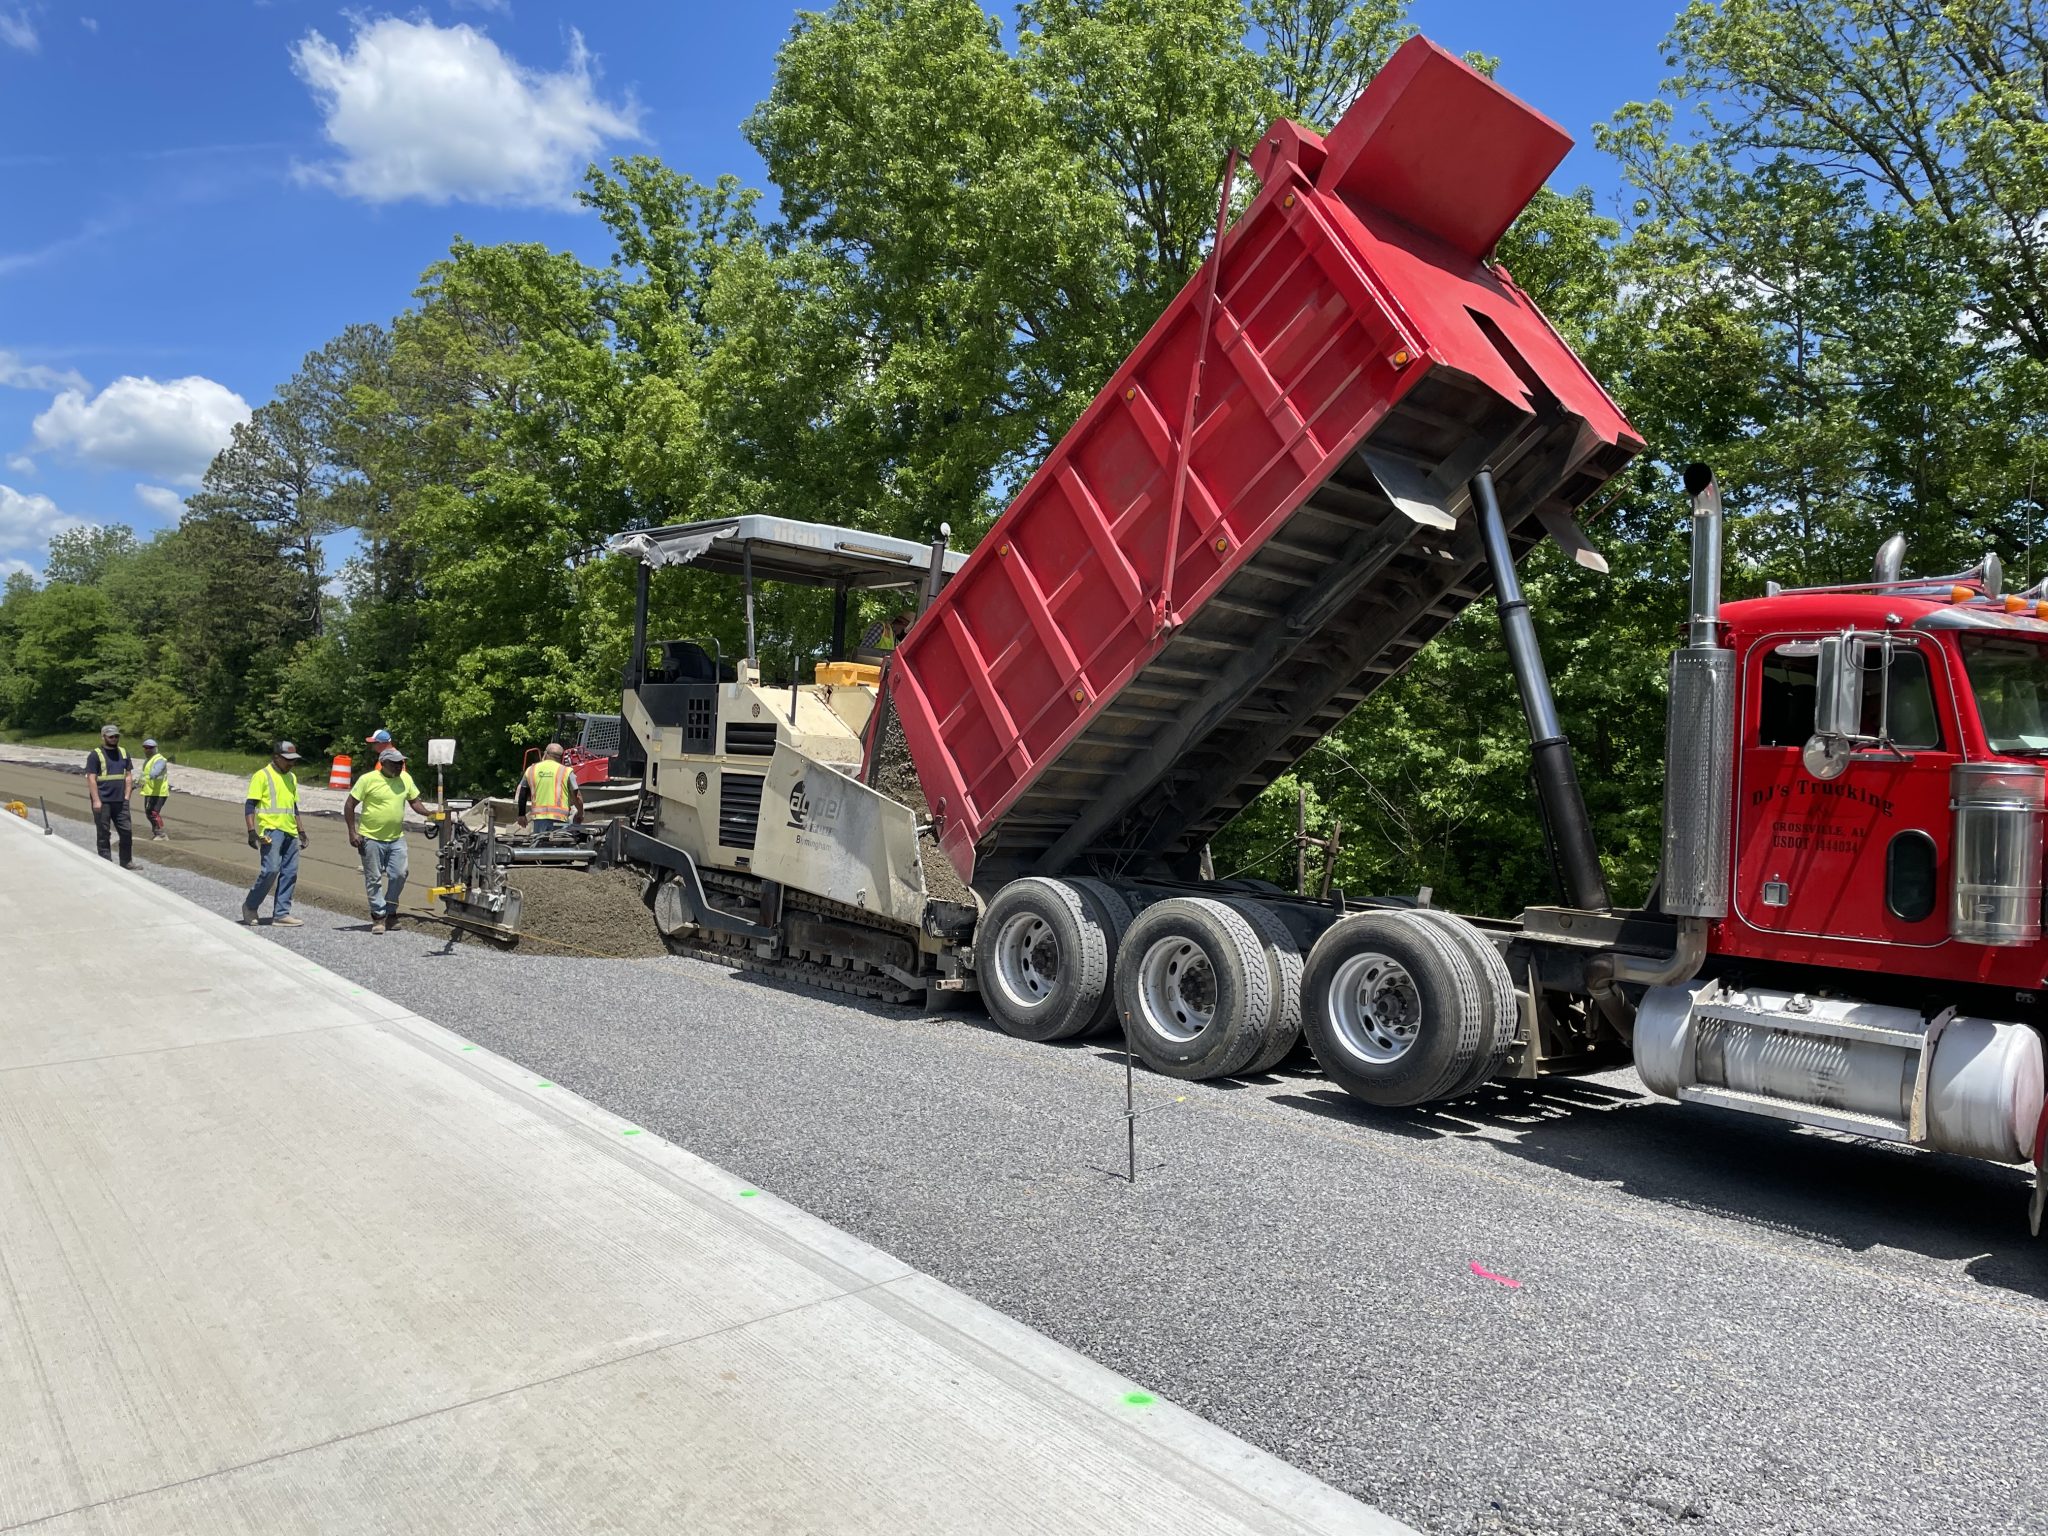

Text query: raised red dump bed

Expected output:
[889,38,1642,889]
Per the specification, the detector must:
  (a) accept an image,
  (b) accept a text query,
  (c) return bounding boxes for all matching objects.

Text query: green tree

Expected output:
[0,582,137,732]
[43,524,137,588]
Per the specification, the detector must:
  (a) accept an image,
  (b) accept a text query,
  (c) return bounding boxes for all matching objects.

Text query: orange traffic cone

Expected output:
[328,755,352,789]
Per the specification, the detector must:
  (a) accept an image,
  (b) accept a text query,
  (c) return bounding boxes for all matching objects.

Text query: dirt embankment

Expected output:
[869,702,975,908]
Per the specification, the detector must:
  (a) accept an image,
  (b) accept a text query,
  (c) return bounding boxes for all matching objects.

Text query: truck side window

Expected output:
[1757,647,1817,746]
[1886,830,1938,921]
[1858,648,1943,749]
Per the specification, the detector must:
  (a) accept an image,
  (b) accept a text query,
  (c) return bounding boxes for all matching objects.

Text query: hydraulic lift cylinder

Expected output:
[1473,468,1611,912]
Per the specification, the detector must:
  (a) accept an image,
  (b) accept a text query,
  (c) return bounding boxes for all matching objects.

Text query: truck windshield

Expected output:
[1960,635,2048,752]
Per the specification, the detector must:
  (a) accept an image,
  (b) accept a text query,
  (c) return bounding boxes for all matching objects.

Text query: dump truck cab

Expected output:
[1711,577,2048,996]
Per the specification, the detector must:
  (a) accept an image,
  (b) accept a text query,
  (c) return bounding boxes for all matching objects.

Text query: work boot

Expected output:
[239,907,258,926]
[371,919,385,935]
[274,915,305,927]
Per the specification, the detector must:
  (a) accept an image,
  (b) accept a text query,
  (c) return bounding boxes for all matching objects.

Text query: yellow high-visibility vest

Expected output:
[527,759,574,816]
[246,766,301,834]
[89,747,130,792]
[141,753,170,798]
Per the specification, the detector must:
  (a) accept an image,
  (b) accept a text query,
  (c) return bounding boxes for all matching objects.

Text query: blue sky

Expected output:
[0,1,1681,579]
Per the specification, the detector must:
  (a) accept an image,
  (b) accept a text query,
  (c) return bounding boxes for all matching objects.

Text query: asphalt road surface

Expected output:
[12,809,2045,1536]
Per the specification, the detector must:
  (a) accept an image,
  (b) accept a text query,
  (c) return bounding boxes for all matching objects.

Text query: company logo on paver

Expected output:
[788,781,810,828]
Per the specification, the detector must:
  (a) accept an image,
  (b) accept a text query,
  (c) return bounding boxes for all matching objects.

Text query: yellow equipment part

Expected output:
[814,660,881,688]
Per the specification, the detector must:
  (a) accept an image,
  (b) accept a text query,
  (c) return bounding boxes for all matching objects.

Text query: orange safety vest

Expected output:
[527,759,574,816]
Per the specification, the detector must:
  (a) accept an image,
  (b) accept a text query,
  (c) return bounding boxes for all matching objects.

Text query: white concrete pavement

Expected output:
[0,809,1410,1535]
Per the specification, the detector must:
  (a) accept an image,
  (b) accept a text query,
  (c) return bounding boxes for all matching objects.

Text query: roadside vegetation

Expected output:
[3,0,2045,910]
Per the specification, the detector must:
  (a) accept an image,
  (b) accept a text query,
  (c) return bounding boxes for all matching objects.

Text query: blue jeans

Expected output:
[531,817,567,835]
[360,835,408,918]
[246,832,299,917]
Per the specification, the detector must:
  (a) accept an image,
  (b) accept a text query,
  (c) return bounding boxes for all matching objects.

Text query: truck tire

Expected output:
[979,877,1111,1042]
[1067,877,1134,1036]
[1404,909,1518,1100]
[1301,911,1483,1107]
[1115,897,1271,1080]
[1219,897,1305,1075]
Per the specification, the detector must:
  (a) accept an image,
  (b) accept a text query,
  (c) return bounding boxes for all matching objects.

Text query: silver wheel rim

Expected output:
[1328,951,1420,1064]
[1135,935,1216,1043]
[991,910,1059,1012]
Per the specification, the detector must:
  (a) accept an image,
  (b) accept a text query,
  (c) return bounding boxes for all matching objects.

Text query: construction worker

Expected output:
[855,611,912,663]
[241,741,309,928]
[365,726,395,752]
[85,723,136,867]
[517,742,584,835]
[139,737,171,840]
[346,746,432,935]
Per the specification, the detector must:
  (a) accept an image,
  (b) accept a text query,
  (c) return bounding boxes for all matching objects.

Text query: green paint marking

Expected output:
[621,1128,642,1137]
[461,1045,475,1051]
[1123,1392,1155,1407]
[536,1081,552,1088]
[737,1189,759,1198]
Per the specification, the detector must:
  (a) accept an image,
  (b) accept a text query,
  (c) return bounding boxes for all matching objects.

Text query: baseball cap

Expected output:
[378,747,406,765]
[365,728,393,745]
[273,740,302,761]
[142,737,157,748]
[101,723,119,737]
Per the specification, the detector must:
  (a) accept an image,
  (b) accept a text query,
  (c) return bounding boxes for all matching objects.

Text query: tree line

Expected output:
[4,0,2045,913]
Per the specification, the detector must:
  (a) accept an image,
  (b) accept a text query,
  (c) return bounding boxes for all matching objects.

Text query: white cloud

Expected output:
[80,17,97,33]
[31,374,249,486]
[0,484,86,567]
[0,349,88,394]
[451,0,510,12]
[5,454,33,474]
[290,18,638,208]
[0,557,35,581]
[134,483,185,518]
[0,9,37,54]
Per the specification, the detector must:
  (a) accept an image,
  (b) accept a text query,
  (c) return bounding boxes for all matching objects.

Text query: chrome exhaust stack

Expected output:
[1660,465,1736,921]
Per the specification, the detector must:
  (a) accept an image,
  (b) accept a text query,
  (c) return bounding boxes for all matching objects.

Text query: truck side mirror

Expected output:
[1811,635,1858,738]
[1804,635,1858,780]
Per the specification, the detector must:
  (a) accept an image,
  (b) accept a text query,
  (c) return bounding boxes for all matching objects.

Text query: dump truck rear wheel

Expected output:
[1115,897,1271,1080]
[1067,877,1134,1037]
[979,877,1110,1042]
[1403,909,1518,1100]
[1302,912,1482,1106]
[1219,897,1305,1075]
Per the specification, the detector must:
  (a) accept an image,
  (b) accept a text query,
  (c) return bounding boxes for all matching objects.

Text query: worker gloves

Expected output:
[247,829,262,851]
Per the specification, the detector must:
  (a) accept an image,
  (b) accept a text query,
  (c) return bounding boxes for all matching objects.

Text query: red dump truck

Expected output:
[435,36,2045,1218]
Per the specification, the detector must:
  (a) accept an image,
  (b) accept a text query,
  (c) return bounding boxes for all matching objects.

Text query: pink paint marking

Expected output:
[1469,1262,1522,1289]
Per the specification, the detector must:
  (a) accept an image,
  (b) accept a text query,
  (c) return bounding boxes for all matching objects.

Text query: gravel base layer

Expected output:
[463,866,669,958]
[35,815,2047,1536]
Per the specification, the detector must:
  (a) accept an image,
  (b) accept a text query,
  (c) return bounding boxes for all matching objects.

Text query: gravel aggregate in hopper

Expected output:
[869,699,975,908]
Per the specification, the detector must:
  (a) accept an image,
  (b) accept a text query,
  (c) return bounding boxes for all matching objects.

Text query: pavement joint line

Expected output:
[0,1020,370,1077]
[0,1280,903,1536]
